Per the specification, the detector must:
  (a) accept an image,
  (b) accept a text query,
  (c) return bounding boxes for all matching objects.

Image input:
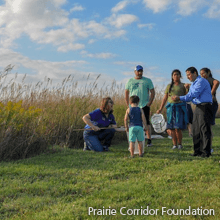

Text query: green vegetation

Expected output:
[0,120,219,219]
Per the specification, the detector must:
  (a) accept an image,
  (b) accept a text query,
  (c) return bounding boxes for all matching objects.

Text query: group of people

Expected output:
[82,65,219,158]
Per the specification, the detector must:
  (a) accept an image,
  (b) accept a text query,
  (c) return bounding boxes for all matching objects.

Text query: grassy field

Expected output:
[0,119,220,220]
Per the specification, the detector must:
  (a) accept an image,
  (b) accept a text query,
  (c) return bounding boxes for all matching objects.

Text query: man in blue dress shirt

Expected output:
[172,67,213,157]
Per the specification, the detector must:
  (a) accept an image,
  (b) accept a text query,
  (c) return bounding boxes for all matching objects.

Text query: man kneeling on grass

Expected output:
[124,95,148,158]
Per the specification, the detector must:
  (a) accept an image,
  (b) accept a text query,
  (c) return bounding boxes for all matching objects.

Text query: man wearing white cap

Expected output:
[125,65,155,147]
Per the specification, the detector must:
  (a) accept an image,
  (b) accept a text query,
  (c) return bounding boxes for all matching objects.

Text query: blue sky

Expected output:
[0,0,220,99]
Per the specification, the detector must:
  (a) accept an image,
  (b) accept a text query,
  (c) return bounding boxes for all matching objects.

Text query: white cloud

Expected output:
[81,50,117,59]
[111,1,131,13]
[107,13,138,28]
[0,0,129,52]
[57,43,85,52]
[88,39,96,44]
[138,23,155,30]
[142,0,173,13]
[204,0,220,18]
[0,48,115,86]
[177,0,207,16]
[70,4,85,12]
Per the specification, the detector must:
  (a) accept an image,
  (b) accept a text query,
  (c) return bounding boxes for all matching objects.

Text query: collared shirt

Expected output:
[125,76,154,108]
[179,75,212,105]
[84,108,116,129]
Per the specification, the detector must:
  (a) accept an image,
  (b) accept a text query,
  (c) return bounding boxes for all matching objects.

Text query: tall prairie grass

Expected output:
[0,65,219,160]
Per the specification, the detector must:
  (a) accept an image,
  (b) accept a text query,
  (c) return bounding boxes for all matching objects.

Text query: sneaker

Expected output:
[129,155,135,158]
[103,146,109,151]
[147,139,152,147]
[172,145,177,149]
[139,154,143,157]
[211,149,214,153]
[178,145,183,149]
[168,136,172,139]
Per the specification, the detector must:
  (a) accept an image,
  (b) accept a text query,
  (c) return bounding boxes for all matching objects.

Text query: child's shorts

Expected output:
[129,126,144,142]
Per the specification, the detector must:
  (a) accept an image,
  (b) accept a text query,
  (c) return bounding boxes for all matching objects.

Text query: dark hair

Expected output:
[100,97,114,113]
[200,67,213,78]
[185,67,198,75]
[129,95,140,104]
[168,69,182,93]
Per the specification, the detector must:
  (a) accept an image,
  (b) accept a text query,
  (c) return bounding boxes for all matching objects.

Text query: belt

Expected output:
[197,103,212,106]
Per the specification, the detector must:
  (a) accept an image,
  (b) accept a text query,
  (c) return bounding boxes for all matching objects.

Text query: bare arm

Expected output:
[156,93,168,114]
[141,109,148,131]
[147,88,155,107]
[124,108,129,132]
[125,89,130,107]
[212,79,220,96]
[82,114,100,131]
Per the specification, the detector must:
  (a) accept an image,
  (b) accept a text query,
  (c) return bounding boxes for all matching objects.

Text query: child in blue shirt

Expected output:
[124,95,148,158]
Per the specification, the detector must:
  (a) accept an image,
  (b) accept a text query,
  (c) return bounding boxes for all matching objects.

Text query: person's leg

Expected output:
[130,142,135,157]
[200,104,212,157]
[137,141,143,156]
[175,129,183,149]
[167,129,172,139]
[171,129,177,149]
[188,123,193,137]
[136,126,144,156]
[187,103,193,136]
[83,131,104,152]
[192,107,202,155]
[98,128,115,150]
[142,105,152,146]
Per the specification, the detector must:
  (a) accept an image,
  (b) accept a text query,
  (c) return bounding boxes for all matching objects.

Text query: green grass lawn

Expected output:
[0,120,220,220]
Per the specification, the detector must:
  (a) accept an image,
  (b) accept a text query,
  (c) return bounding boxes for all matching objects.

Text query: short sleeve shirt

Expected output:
[125,77,154,108]
[165,83,186,103]
[84,108,116,129]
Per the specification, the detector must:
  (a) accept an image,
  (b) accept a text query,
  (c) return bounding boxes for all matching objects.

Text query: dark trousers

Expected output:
[83,129,115,152]
[192,104,213,156]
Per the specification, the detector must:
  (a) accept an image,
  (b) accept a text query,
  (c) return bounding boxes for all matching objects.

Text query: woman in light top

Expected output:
[157,69,188,149]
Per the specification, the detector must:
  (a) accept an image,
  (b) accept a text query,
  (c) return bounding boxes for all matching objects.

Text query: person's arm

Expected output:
[174,79,203,102]
[212,79,219,96]
[124,108,129,132]
[125,89,130,108]
[156,93,168,114]
[147,88,155,107]
[82,114,100,131]
[141,109,148,131]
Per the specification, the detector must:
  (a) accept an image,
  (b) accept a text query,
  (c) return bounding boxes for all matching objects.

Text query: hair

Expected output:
[100,97,114,114]
[185,67,198,75]
[129,95,140,104]
[200,67,213,78]
[168,69,182,93]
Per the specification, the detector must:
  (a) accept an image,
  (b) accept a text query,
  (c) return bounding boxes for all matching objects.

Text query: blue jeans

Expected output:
[83,129,115,152]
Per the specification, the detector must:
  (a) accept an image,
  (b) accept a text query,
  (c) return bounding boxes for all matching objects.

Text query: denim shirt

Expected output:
[179,76,212,105]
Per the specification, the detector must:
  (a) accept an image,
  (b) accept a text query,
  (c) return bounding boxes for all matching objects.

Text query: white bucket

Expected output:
[151,114,167,133]
[126,131,145,154]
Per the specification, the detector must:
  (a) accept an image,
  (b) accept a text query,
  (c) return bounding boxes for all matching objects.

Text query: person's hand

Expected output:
[91,125,100,131]
[184,83,190,90]
[156,109,161,114]
[125,127,129,132]
[171,96,179,101]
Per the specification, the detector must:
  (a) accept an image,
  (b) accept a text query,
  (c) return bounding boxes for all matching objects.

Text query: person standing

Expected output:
[156,69,188,149]
[172,67,213,158]
[200,68,219,125]
[124,95,148,158]
[125,65,155,147]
